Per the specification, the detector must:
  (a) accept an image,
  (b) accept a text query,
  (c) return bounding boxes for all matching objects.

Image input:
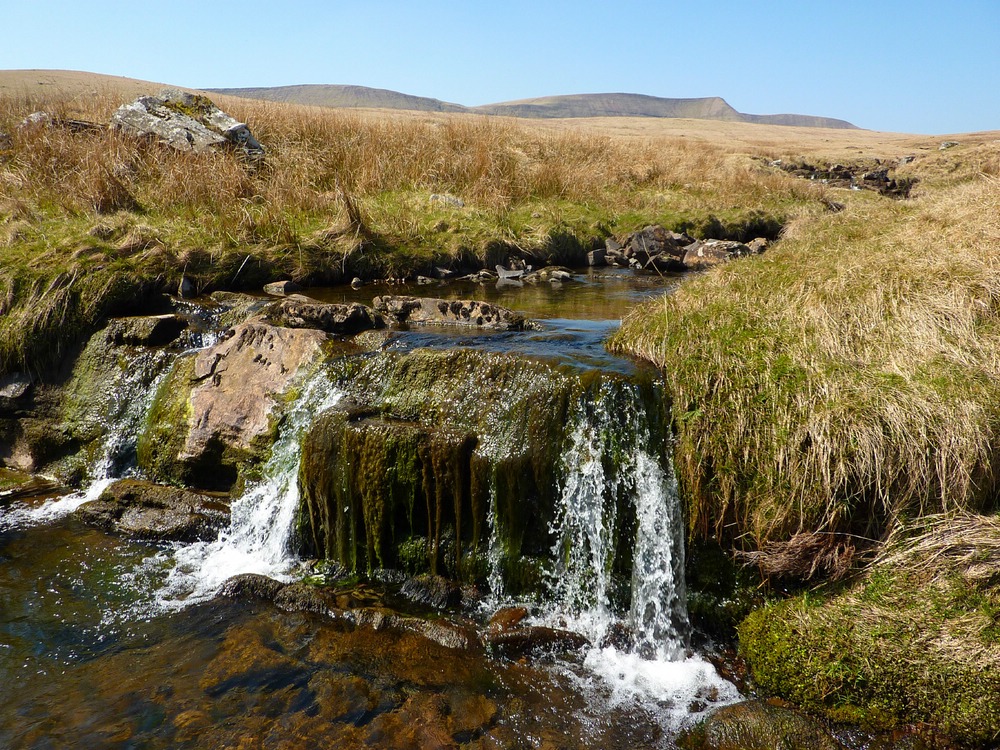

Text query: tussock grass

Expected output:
[739,512,1000,744]
[0,89,821,374]
[612,151,1000,547]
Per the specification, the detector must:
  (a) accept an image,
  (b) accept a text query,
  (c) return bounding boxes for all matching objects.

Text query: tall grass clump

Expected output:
[611,155,1000,548]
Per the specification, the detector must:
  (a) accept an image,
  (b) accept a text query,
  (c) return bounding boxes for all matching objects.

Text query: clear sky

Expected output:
[3,0,997,135]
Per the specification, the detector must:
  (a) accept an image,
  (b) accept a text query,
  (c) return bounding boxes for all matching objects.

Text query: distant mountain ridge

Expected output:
[206,85,857,129]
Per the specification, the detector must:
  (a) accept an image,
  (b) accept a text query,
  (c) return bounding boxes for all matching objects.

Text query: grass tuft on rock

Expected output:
[738,513,1000,745]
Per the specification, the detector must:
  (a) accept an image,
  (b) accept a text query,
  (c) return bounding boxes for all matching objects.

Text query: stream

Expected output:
[0,269,742,749]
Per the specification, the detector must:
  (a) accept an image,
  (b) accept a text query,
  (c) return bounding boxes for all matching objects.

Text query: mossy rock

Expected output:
[677,700,843,750]
[137,354,196,486]
[737,514,1000,745]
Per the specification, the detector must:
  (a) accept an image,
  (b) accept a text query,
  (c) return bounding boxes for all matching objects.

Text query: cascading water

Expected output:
[530,381,740,727]
[150,367,343,609]
[1,349,171,531]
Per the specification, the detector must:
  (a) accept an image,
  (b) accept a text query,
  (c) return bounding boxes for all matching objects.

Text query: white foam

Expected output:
[583,646,741,728]
[149,370,343,610]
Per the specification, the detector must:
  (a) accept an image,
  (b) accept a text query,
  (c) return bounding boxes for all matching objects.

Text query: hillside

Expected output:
[206,84,857,129]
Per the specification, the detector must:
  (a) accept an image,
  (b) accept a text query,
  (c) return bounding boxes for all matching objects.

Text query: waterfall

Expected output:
[529,381,740,726]
[150,367,343,609]
[1,349,170,531]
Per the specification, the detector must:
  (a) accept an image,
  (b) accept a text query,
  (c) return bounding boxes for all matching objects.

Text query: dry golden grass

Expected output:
[613,141,1000,548]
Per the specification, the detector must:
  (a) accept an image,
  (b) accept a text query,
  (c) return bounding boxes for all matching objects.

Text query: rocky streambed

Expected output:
[0,269,940,749]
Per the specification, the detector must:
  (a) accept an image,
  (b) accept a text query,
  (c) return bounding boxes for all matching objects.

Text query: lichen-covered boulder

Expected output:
[682,239,757,271]
[276,295,383,334]
[372,295,531,330]
[111,89,264,159]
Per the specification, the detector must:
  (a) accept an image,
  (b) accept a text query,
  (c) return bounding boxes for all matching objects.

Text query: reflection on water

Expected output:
[0,270,734,748]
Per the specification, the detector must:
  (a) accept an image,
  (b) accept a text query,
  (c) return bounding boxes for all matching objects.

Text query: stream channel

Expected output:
[0,268,742,749]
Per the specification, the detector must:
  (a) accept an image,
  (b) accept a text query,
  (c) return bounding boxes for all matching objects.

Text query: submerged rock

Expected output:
[78,478,228,542]
[373,295,531,330]
[677,700,843,750]
[483,625,590,658]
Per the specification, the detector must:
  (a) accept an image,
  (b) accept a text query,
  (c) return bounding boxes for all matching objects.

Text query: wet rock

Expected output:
[273,582,333,615]
[587,247,607,266]
[112,89,264,159]
[483,625,589,658]
[276,295,384,334]
[263,279,302,297]
[682,239,755,271]
[373,295,531,331]
[218,573,287,602]
[138,321,327,488]
[105,314,188,347]
[351,277,364,289]
[77,478,228,542]
[401,574,464,610]
[487,606,529,633]
[599,621,636,651]
[677,700,844,750]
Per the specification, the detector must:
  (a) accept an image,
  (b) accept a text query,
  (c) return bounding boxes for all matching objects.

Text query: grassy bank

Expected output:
[0,88,821,375]
[739,513,1000,745]
[611,143,1000,549]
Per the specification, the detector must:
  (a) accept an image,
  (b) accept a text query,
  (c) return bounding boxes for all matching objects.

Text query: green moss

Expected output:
[136,355,194,486]
[738,516,1000,744]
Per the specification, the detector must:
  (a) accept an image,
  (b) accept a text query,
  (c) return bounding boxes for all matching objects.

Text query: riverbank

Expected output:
[0,87,819,376]
[611,134,1000,744]
[5,81,1000,745]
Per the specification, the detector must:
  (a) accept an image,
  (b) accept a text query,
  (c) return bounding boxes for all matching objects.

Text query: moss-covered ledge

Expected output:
[737,513,1000,746]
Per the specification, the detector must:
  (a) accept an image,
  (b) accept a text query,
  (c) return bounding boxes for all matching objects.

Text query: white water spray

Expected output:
[151,368,343,609]
[531,383,740,728]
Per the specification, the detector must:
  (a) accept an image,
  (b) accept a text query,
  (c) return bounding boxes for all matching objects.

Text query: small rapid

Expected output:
[149,368,343,609]
[531,383,740,728]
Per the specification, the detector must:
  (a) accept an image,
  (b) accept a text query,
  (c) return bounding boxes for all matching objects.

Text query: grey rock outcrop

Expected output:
[78,478,228,542]
[105,314,188,347]
[111,89,264,159]
[373,295,530,331]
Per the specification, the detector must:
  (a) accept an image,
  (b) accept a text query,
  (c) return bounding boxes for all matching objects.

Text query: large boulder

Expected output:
[77,478,228,542]
[138,320,327,488]
[372,296,530,331]
[111,89,264,159]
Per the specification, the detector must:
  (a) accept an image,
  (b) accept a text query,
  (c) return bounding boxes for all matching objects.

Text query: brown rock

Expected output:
[263,279,302,297]
[677,700,844,750]
[77,478,228,542]
[483,625,589,658]
[183,321,327,461]
[487,606,529,633]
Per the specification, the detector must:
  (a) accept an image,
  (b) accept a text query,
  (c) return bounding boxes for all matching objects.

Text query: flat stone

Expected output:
[373,295,531,331]
[263,280,302,297]
[276,295,383,334]
[77,478,228,542]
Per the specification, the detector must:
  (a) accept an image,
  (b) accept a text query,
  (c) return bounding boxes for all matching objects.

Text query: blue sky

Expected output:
[3,0,997,134]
